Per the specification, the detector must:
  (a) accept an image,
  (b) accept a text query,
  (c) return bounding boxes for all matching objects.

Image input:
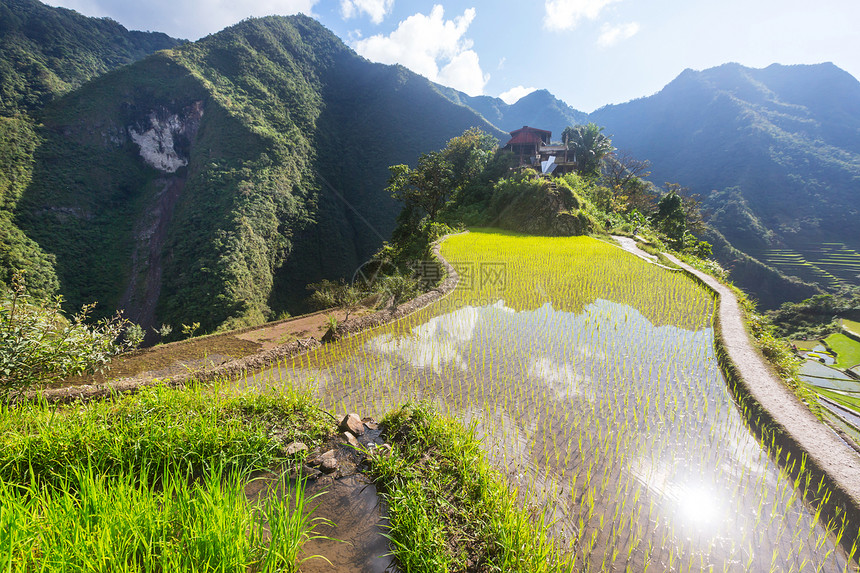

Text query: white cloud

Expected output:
[498,85,537,104]
[543,0,619,31]
[353,5,489,96]
[340,0,394,24]
[43,0,318,39]
[597,21,639,46]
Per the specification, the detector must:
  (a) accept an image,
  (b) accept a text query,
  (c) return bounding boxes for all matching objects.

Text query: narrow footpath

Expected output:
[614,236,860,537]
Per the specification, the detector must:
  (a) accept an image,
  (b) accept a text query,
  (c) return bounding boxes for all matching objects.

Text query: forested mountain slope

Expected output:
[11,14,505,334]
[588,63,860,306]
[0,0,181,117]
[0,0,182,299]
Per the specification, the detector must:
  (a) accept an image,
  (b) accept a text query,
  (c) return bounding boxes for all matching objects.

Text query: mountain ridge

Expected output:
[9,10,506,335]
[587,62,860,307]
[0,0,183,117]
[2,2,857,327]
[435,84,587,141]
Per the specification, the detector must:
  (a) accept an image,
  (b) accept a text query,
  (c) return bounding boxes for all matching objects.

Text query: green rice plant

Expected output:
[823,332,860,369]
[0,383,331,486]
[370,403,573,572]
[0,462,327,572]
[257,476,337,572]
[249,229,857,571]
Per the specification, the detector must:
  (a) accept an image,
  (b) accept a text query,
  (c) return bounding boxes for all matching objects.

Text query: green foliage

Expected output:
[0,117,58,297]
[0,385,334,571]
[561,122,614,176]
[387,154,453,221]
[324,313,338,332]
[768,288,860,339]
[0,0,182,117]
[0,276,130,397]
[155,323,173,339]
[0,384,331,484]
[371,403,573,572]
[376,271,421,307]
[0,116,36,209]
[488,172,598,236]
[0,465,325,572]
[388,128,499,222]
[652,189,686,246]
[123,322,144,348]
[0,211,58,298]
[307,278,363,320]
[11,14,505,332]
[181,322,201,338]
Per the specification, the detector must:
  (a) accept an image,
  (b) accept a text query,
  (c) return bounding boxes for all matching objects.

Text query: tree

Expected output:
[386,151,454,221]
[652,189,686,246]
[601,150,654,209]
[387,128,499,221]
[0,275,132,398]
[562,123,614,176]
[650,182,710,249]
[442,127,498,192]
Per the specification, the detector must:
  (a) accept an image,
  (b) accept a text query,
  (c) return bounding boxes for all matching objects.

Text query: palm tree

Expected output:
[562,123,614,175]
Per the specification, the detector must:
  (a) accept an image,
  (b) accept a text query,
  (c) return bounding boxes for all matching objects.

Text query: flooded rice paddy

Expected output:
[243,231,857,571]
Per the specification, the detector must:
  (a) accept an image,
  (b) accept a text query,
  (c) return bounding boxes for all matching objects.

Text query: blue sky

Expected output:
[44,0,860,112]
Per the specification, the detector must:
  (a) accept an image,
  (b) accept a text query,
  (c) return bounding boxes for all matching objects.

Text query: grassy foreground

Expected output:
[0,384,332,571]
[0,385,563,571]
[371,403,572,572]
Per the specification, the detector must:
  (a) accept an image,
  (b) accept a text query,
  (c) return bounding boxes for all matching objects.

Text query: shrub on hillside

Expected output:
[0,275,132,397]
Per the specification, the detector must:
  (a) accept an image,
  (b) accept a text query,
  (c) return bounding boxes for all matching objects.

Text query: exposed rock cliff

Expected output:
[129,102,203,173]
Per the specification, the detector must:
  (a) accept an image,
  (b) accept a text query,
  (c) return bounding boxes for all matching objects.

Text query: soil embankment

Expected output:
[36,235,461,404]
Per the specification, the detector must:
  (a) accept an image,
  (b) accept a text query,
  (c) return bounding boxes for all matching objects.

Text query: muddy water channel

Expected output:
[243,232,857,571]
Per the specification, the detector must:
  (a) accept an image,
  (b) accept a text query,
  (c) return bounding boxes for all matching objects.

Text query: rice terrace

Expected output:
[242,230,858,571]
[3,3,860,571]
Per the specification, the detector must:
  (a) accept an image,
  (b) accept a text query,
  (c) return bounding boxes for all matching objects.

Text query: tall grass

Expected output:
[0,464,329,572]
[0,383,335,571]
[371,403,572,572]
[0,383,331,485]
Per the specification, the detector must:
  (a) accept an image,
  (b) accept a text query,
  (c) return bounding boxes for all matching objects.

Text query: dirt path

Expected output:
[612,236,860,538]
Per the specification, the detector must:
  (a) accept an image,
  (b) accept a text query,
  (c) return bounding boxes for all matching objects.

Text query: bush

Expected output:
[0,276,130,397]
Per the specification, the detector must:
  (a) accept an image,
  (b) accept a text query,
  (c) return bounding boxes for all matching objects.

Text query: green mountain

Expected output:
[436,85,586,141]
[0,0,182,300]
[0,0,181,117]
[11,14,505,335]
[589,63,860,308]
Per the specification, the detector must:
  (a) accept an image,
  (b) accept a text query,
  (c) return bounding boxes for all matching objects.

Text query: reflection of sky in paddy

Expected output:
[248,297,854,571]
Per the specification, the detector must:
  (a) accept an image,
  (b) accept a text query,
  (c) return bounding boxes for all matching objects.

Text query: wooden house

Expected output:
[503,125,576,175]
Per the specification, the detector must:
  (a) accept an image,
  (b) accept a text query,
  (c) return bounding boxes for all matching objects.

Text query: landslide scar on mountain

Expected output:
[117,101,203,340]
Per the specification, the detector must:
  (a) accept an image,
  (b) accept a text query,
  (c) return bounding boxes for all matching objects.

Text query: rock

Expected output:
[320,456,339,473]
[340,413,365,436]
[364,421,379,431]
[298,464,321,480]
[321,326,342,343]
[308,449,336,467]
[285,441,308,456]
[344,431,361,449]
